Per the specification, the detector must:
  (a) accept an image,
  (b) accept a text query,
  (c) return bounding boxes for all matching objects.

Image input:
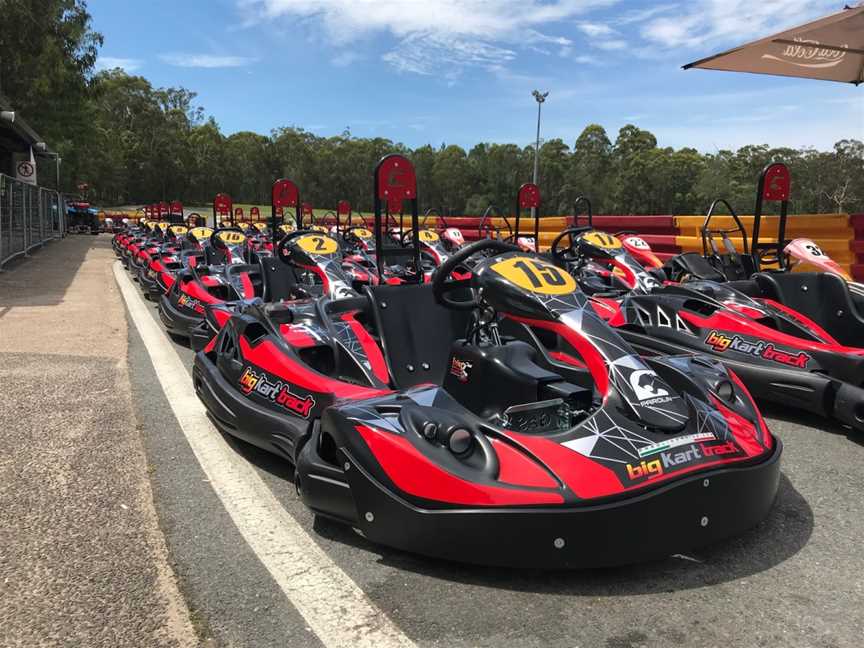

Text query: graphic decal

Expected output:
[177,293,205,314]
[704,330,811,368]
[449,357,473,383]
[238,366,316,417]
[625,440,742,481]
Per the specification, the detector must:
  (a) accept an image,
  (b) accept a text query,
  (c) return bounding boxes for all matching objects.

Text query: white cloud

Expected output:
[159,54,257,68]
[331,51,361,67]
[641,0,838,50]
[577,22,614,37]
[96,57,143,72]
[242,0,617,75]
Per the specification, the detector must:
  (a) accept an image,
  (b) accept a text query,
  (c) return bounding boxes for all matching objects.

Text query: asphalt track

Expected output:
[6,237,864,647]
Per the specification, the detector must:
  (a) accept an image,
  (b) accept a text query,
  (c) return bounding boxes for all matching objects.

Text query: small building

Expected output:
[0,92,57,185]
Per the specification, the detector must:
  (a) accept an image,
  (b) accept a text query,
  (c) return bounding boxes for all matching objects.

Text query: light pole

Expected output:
[531,90,548,220]
[531,90,548,185]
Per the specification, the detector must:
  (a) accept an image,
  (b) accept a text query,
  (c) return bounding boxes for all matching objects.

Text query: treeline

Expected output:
[3,2,863,216]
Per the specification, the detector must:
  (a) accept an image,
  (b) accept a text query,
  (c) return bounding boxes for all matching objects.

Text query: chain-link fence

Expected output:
[0,173,65,269]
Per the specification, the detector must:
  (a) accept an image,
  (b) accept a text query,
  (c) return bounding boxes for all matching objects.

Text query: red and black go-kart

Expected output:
[191,155,780,568]
[551,225,864,434]
[158,226,265,340]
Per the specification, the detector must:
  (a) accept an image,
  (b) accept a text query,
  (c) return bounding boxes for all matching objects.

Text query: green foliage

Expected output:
[1,7,861,215]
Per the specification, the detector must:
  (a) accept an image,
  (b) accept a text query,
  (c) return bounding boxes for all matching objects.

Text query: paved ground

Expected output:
[0,238,197,648]
[3,236,864,647]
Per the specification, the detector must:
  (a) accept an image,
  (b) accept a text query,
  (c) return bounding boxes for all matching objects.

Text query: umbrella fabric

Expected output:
[684,5,864,85]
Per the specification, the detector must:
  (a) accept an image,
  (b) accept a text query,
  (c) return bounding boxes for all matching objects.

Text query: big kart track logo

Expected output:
[704,330,810,369]
[238,367,316,418]
[450,357,473,383]
[177,293,205,314]
[626,440,741,481]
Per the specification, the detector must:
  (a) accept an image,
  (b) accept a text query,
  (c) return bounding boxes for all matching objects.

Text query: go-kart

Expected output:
[662,163,864,349]
[158,227,265,340]
[191,155,780,568]
[552,225,864,434]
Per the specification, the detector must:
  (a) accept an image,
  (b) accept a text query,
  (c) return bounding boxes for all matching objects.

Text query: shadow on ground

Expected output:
[0,235,100,307]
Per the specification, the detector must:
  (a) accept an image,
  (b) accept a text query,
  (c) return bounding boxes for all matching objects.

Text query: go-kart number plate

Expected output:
[279,223,296,234]
[419,230,440,242]
[157,222,170,231]
[170,225,188,235]
[189,226,214,239]
[352,228,373,239]
[623,236,648,249]
[296,234,338,255]
[491,257,576,295]
[253,222,268,231]
[310,225,328,233]
[218,231,246,245]
[582,231,622,250]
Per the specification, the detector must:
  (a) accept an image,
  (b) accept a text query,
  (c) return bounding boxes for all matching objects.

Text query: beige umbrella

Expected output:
[684,4,864,85]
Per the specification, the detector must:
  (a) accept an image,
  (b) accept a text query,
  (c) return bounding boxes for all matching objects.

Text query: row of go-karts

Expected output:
[113,156,863,569]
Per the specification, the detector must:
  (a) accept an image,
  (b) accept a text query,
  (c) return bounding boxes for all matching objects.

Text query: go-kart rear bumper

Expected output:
[297,427,782,569]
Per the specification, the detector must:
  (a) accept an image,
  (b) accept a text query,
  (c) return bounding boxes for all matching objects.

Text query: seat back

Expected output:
[666,252,726,282]
[366,282,471,389]
[260,257,299,302]
[754,271,864,346]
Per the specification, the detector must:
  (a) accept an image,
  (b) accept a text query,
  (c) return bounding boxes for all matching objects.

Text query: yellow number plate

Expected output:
[353,228,373,239]
[169,225,188,235]
[296,234,339,255]
[279,223,296,234]
[253,222,268,232]
[582,230,622,250]
[189,226,214,239]
[490,256,576,295]
[218,231,247,245]
[157,222,170,231]
[419,229,440,242]
[310,225,328,233]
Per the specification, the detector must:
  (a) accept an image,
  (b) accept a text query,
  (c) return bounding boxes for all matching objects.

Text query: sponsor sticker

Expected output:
[238,367,316,418]
[705,330,810,369]
[637,432,716,458]
[625,440,741,481]
[449,357,473,383]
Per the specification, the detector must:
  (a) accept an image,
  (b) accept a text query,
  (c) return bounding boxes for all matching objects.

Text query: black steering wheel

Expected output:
[276,229,321,263]
[433,238,518,310]
[551,226,592,264]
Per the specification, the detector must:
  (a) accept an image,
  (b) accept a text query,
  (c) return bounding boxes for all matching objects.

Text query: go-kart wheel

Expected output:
[433,238,518,310]
[551,226,592,264]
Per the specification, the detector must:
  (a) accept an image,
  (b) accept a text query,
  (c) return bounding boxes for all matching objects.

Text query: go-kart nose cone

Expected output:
[609,356,688,432]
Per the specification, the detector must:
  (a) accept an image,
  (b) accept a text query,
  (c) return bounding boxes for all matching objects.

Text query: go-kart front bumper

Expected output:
[297,426,782,569]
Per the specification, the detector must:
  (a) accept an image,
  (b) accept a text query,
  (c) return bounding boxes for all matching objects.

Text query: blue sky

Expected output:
[91,0,862,152]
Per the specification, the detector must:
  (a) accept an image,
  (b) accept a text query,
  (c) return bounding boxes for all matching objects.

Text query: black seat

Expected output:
[205,245,228,266]
[666,252,726,282]
[260,257,299,302]
[754,271,864,346]
[224,263,263,299]
[366,282,471,389]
